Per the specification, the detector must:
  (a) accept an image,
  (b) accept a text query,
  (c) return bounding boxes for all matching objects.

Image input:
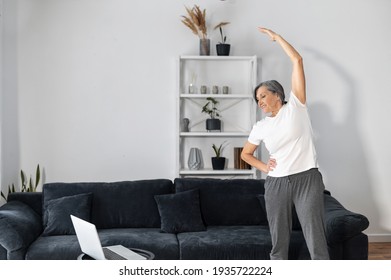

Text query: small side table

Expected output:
[77,247,155,260]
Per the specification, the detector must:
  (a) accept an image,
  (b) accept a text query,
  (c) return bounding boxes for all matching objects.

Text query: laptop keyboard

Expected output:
[103,248,127,260]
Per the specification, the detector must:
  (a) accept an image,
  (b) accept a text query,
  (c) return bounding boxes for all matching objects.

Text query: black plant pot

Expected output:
[216,44,231,56]
[212,157,226,170]
[206,119,221,132]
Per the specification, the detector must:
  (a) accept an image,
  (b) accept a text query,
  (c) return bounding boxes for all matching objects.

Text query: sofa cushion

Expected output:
[155,189,206,233]
[26,234,82,260]
[43,180,174,229]
[178,226,271,260]
[323,194,369,245]
[26,228,179,260]
[42,193,92,236]
[174,178,267,226]
[257,195,301,230]
[177,225,311,260]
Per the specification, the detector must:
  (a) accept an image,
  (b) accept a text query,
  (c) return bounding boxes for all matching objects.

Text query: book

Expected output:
[234,147,251,170]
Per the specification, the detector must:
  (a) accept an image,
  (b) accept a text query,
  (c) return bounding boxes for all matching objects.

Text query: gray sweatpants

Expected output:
[265,168,330,260]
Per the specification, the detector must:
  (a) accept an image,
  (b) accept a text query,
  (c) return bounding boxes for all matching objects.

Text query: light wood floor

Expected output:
[368,242,391,260]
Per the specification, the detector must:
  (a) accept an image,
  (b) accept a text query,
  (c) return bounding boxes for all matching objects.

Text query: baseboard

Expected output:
[368,234,391,242]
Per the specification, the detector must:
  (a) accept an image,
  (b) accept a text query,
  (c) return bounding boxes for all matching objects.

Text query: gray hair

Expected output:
[254,80,287,105]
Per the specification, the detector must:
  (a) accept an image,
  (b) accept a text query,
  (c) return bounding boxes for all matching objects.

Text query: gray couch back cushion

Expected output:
[43,180,174,229]
[174,178,266,226]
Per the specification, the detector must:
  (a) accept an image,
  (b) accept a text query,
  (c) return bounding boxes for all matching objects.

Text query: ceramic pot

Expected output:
[206,119,221,132]
[216,44,230,56]
[212,157,226,170]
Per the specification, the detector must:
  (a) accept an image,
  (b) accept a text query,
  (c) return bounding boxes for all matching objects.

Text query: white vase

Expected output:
[188,148,202,170]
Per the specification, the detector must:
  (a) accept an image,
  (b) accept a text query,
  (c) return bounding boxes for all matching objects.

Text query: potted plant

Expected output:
[211,143,226,170]
[1,164,41,202]
[202,97,221,131]
[181,5,209,55]
[214,22,230,56]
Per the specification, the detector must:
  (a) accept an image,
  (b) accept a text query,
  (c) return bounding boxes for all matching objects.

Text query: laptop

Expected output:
[70,215,146,260]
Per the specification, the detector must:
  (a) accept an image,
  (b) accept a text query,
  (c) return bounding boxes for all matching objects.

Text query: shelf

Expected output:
[180,94,253,99]
[177,55,258,178]
[179,168,254,175]
[180,132,249,137]
[180,55,256,61]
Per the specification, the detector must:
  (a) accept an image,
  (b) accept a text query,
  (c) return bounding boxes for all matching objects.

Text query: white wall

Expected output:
[1,0,391,240]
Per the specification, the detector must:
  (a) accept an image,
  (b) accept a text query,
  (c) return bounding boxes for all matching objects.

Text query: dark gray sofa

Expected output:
[0,178,369,260]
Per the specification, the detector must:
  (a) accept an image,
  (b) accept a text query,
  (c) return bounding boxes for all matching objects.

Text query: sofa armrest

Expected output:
[8,192,42,216]
[342,233,368,259]
[323,194,369,246]
[0,244,6,260]
[0,201,43,259]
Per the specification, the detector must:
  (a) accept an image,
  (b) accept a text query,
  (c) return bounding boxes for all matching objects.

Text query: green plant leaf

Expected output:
[220,27,223,42]
[35,164,41,190]
[4,165,42,195]
[212,143,222,157]
[1,191,7,201]
[212,141,228,157]
[202,97,220,119]
[28,177,34,192]
[21,170,26,187]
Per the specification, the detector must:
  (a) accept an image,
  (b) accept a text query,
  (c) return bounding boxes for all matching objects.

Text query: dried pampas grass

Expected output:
[181,5,207,39]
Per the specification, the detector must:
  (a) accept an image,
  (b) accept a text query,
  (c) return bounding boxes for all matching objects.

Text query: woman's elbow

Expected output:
[241,151,250,162]
[293,55,303,65]
[240,152,246,161]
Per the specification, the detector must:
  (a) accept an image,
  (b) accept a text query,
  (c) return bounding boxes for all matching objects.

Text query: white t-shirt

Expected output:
[248,91,318,177]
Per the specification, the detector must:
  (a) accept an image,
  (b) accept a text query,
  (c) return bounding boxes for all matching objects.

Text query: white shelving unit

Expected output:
[176,55,258,178]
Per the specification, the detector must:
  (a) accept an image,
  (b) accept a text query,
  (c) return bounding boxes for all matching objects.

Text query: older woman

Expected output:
[241,28,329,260]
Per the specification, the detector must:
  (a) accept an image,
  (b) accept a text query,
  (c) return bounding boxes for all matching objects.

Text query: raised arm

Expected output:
[258,27,306,104]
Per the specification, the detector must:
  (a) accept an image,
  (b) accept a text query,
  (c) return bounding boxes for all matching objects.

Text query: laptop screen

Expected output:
[71,215,106,260]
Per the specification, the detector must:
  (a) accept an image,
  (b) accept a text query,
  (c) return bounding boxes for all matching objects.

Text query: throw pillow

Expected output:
[154,189,206,234]
[42,192,92,236]
[257,195,302,230]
